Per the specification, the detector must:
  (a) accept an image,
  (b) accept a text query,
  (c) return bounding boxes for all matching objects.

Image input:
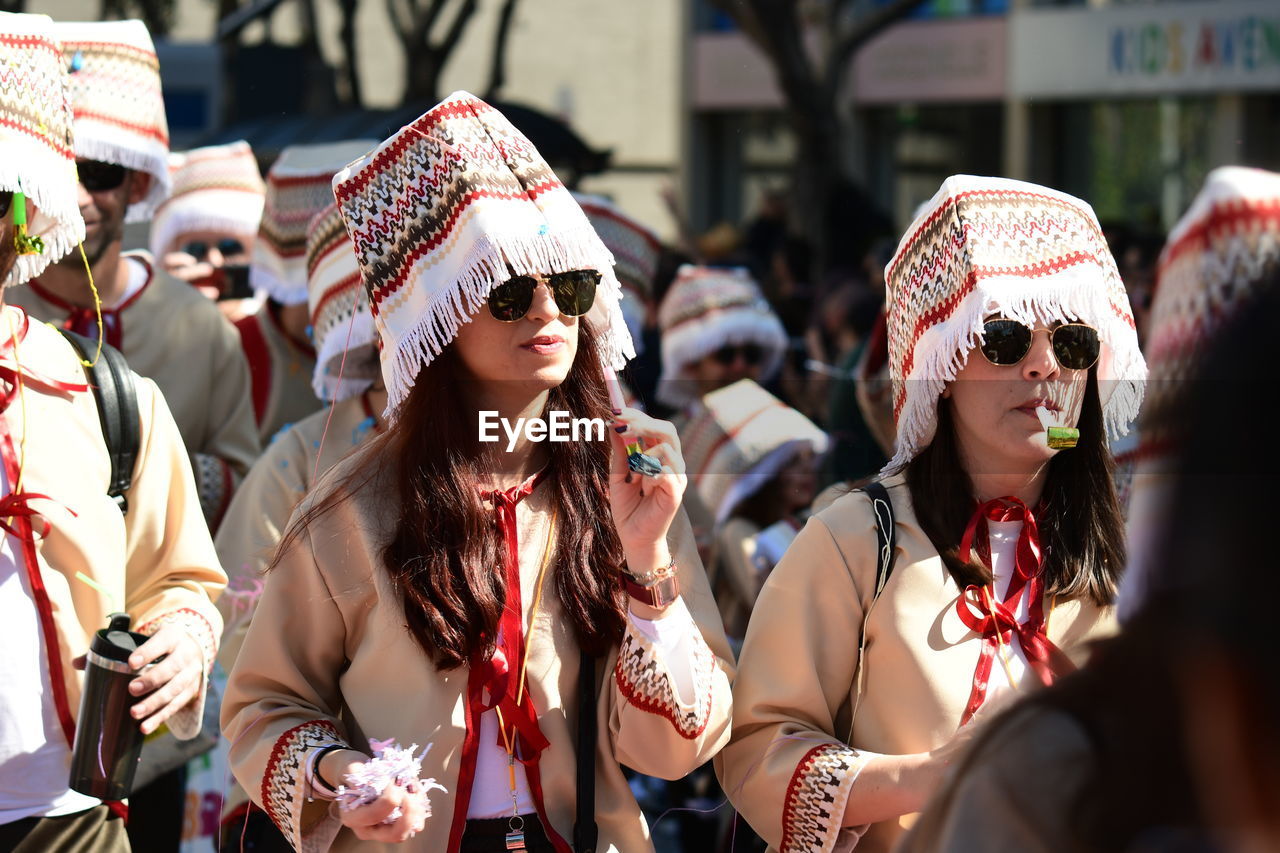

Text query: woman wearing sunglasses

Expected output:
[221,92,734,853]
[717,175,1147,853]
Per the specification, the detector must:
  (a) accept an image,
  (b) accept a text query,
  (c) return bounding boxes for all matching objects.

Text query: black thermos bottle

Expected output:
[68,612,149,800]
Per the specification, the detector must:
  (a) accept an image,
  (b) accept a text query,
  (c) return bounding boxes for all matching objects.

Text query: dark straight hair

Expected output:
[275,320,628,669]
[904,370,1124,605]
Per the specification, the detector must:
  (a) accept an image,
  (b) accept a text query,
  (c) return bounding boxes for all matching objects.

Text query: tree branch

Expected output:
[386,0,411,42]
[435,0,478,58]
[829,0,930,78]
[484,0,520,101]
[420,0,451,39]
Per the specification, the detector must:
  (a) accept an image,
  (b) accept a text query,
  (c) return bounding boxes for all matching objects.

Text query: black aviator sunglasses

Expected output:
[979,318,1101,371]
[487,269,600,322]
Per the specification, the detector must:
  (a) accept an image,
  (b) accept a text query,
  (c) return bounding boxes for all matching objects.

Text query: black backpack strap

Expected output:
[573,649,598,853]
[58,329,141,514]
[861,481,898,602]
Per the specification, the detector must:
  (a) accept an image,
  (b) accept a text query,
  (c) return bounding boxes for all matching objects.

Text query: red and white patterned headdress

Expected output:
[55,20,170,222]
[1121,166,1280,621]
[332,91,632,415]
[884,175,1146,471]
[253,139,375,306]
[149,141,265,259]
[655,265,788,408]
[1141,165,1280,457]
[306,201,378,403]
[681,379,827,525]
[574,192,662,355]
[0,13,84,287]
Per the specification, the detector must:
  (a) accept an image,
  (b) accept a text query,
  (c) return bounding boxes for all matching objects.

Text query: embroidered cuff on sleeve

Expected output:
[138,607,219,675]
[192,451,236,530]
[263,720,346,847]
[780,742,867,853]
[614,614,717,740]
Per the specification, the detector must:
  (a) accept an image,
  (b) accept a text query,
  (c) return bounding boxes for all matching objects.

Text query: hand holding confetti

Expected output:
[337,739,446,826]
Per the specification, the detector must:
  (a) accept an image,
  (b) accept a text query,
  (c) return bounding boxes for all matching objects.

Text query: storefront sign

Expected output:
[1011,0,1280,98]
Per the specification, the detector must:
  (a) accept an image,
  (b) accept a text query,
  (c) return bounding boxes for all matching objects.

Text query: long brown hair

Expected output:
[276,320,627,669]
[904,370,1124,605]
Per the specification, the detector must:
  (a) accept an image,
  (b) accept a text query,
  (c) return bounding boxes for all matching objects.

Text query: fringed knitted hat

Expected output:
[306,201,378,403]
[55,20,170,222]
[149,141,265,259]
[575,193,661,355]
[655,265,788,408]
[680,379,827,525]
[253,139,376,305]
[883,175,1146,472]
[332,91,633,415]
[1141,166,1280,458]
[1120,166,1280,622]
[0,13,85,287]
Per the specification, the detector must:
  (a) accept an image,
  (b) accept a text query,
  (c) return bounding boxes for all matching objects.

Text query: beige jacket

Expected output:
[715,475,1115,853]
[233,305,321,445]
[0,305,226,741]
[9,254,261,525]
[222,444,736,852]
[215,393,380,671]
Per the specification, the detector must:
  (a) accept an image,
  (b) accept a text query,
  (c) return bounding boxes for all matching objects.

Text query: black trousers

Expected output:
[460,814,557,853]
[0,804,128,853]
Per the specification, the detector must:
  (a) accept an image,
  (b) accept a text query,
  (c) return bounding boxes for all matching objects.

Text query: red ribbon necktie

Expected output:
[64,306,123,352]
[954,497,1076,726]
[0,311,90,414]
[468,471,551,765]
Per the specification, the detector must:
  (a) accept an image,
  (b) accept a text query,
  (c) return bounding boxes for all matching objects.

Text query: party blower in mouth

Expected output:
[1036,405,1079,449]
[604,367,663,478]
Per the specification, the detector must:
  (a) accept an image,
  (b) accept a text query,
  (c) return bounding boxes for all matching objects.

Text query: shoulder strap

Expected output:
[862,481,898,603]
[573,649,598,852]
[840,481,899,747]
[58,329,141,514]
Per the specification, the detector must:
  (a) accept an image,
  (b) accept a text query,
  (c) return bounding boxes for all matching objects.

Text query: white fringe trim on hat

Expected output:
[1,151,86,288]
[655,307,789,408]
[149,191,265,259]
[74,127,171,223]
[250,262,310,306]
[883,266,1147,474]
[312,309,379,402]
[378,223,635,418]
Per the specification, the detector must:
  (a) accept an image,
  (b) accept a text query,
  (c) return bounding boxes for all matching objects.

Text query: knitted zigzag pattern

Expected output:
[253,139,375,305]
[655,265,788,408]
[306,201,378,402]
[1140,166,1280,460]
[332,91,631,416]
[883,175,1146,471]
[56,20,170,222]
[0,13,85,287]
[574,192,661,298]
[149,140,265,258]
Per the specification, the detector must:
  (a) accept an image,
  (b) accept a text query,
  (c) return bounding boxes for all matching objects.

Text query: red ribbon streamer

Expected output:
[954,497,1075,726]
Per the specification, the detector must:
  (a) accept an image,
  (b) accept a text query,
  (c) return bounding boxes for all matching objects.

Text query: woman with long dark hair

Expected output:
[896,166,1280,853]
[222,92,734,852]
[716,176,1147,853]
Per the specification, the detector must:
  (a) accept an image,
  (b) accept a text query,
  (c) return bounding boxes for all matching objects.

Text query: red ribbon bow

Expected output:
[0,312,90,414]
[468,471,550,764]
[955,497,1075,726]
